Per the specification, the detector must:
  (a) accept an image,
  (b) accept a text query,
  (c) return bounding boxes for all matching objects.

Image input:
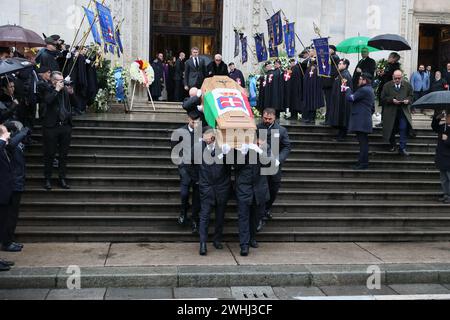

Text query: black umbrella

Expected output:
[412,91,450,110]
[0,58,34,76]
[368,34,411,51]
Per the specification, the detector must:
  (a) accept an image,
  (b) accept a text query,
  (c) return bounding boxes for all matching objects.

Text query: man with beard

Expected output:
[410,64,430,111]
[328,59,354,141]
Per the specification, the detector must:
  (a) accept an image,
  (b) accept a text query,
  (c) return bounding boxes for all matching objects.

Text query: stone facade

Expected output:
[1,0,449,78]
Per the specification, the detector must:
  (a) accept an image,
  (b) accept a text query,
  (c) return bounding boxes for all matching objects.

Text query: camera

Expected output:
[63,80,74,86]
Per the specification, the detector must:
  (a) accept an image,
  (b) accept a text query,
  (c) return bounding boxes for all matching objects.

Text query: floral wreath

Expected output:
[130,59,155,87]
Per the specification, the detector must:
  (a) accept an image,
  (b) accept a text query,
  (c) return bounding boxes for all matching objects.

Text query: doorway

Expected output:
[418,24,450,73]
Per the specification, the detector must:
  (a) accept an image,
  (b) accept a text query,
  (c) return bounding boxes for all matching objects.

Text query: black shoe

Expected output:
[0,260,14,267]
[389,146,397,153]
[178,214,187,226]
[2,243,22,253]
[264,211,273,221]
[191,221,199,235]
[256,220,265,233]
[444,198,450,204]
[213,242,224,250]
[376,123,383,128]
[438,195,449,202]
[44,179,52,191]
[12,243,23,249]
[250,240,259,249]
[59,179,71,189]
[399,149,410,157]
[409,129,417,138]
[240,245,249,257]
[199,243,207,256]
[0,262,11,272]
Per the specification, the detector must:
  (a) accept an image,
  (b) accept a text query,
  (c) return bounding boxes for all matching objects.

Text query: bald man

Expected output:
[207,54,228,78]
[381,70,414,156]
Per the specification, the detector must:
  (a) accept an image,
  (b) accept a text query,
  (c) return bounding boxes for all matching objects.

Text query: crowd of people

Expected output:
[0,34,100,271]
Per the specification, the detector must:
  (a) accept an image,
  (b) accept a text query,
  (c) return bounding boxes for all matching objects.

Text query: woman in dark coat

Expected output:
[328,59,353,140]
[344,73,375,170]
[432,112,450,204]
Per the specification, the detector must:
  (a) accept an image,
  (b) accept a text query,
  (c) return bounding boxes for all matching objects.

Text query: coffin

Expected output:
[201,76,256,148]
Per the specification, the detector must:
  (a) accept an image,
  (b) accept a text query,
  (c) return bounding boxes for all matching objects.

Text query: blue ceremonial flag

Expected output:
[83,7,102,45]
[96,1,116,45]
[313,37,331,77]
[109,45,115,54]
[266,19,278,58]
[234,30,240,58]
[241,36,248,64]
[254,33,268,62]
[270,11,283,46]
[284,23,296,58]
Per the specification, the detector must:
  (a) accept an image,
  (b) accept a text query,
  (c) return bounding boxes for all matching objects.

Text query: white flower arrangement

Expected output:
[93,88,110,113]
[130,60,155,87]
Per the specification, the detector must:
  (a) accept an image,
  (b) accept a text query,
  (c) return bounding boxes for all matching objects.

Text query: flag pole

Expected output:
[313,22,344,82]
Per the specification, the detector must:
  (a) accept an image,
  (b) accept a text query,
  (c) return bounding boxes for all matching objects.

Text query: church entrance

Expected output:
[150,0,223,60]
[418,23,450,72]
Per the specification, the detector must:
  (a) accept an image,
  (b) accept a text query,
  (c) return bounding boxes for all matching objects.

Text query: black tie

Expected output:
[194,58,198,69]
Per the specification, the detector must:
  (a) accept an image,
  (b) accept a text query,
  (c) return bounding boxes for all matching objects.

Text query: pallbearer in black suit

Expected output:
[256,108,291,230]
[198,127,232,256]
[172,112,203,234]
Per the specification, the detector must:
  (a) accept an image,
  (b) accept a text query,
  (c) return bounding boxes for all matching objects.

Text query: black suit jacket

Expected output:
[175,58,185,81]
[41,87,73,128]
[184,57,207,89]
[0,139,13,205]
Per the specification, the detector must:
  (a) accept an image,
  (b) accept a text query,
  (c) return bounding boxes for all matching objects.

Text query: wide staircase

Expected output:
[16,102,450,242]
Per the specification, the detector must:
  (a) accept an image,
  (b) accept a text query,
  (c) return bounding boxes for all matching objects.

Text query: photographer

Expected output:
[42,71,73,191]
[1,122,30,253]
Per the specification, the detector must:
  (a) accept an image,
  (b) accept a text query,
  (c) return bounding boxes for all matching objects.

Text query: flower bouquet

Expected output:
[129,59,156,111]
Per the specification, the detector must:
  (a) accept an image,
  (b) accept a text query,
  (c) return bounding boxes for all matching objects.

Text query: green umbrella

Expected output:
[336,36,380,54]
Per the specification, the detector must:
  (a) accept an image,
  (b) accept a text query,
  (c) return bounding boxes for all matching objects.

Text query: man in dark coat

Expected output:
[258,61,274,113]
[302,56,325,124]
[2,122,29,252]
[206,54,228,78]
[328,59,354,141]
[228,63,246,88]
[172,112,202,234]
[444,63,450,86]
[184,47,207,90]
[198,127,231,256]
[174,52,186,102]
[265,59,285,118]
[343,73,375,170]
[285,59,304,121]
[256,108,291,231]
[432,112,450,204]
[182,88,206,125]
[352,48,376,89]
[430,71,448,92]
[0,125,15,271]
[234,142,272,257]
[35,37,61,72]
[67,48,89,114]
[41,71,73,191]
[150,53,165,101]
[321,45,340,125]
[381,70,414,156]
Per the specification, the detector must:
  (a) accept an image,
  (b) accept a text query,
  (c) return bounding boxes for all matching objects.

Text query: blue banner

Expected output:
[116,28,123,54]
[96,1,116,45]
[267,19,278,58]
[313,37,331,77]
[284,23,296,58]
[254,33,268,63]
[270,11,283,46]
[83,7,102,45]
[241,36,248,64]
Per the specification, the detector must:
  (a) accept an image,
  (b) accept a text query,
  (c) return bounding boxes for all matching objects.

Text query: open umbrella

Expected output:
[0,58,34,76]
[336,36,380,54]
[368,34,411,51]
[412,91,450,110]
[0,24,45,48]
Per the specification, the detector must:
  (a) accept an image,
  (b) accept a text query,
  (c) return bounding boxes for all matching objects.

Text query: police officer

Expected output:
[198,127,232,256]
[172,111,202,234]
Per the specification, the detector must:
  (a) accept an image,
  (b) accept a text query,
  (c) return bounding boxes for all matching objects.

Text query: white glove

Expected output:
[248,143,263,155]
[197,105,204,112]
[66,52,72,59]
[86,59,91,64]
[197,89,203,98]
[221,144,232,155]
[275,159,281,168]
[238,144,249,155]
[64,76,71,83]
[71,47,76,53]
